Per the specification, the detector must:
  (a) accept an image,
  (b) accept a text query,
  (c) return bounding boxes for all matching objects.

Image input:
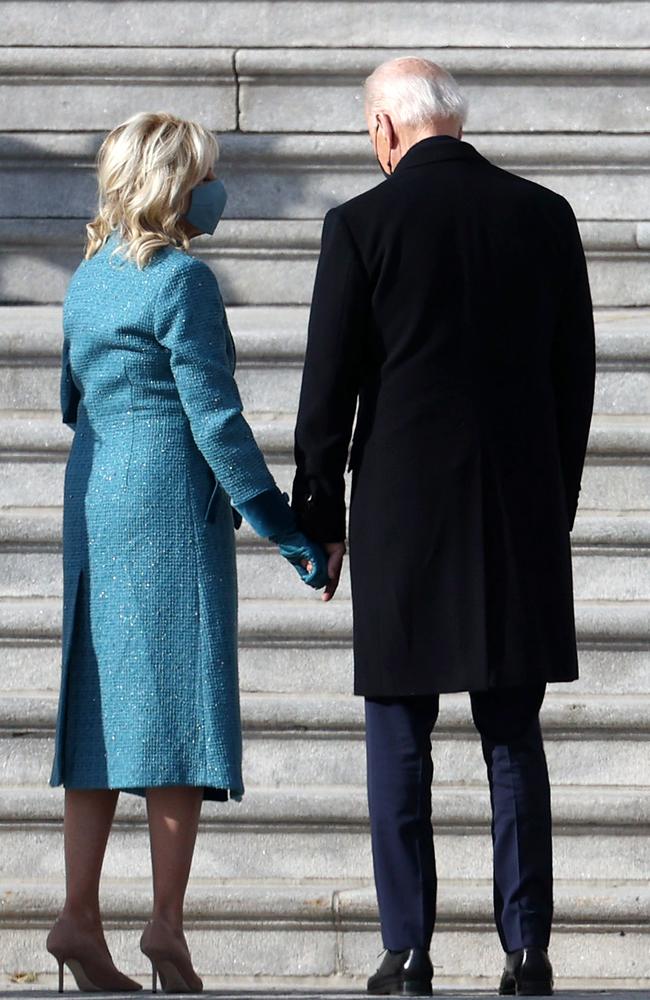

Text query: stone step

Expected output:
[0,806,647,885]
[236,47,650,135]
[0,411,647,512]
[3,46,650,136]
[2,641,649,699]
[2,218,648,307]
[2,692,649,789]
[5,781,650,828]
[1,876,649,986]
[4,732,646,799]
[0,361,303,416]
[0,305,309,360]
[1,594,647,649]
[1,306,648,416]
[3,351,650,418]
[0,48,236,133]
[4,132,650,221]
[0,409,648,460]
[2,529,650,601]
[0,451,648,514]
[6,2,647,49]
[0,784,649,883]
[3,304,650,359]
[4,688,650,736]
[3,505,650,549]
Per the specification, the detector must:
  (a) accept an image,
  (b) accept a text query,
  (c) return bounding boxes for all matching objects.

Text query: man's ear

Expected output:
[458,125,464,140]
[377,111,398,150]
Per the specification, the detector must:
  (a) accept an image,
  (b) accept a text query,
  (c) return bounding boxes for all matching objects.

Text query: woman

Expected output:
[46,111,328,993]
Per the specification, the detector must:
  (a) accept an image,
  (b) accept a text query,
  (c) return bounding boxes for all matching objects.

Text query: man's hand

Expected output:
[322,541,346,602]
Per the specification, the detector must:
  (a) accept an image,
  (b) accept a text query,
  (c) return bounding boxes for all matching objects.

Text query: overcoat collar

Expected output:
[393,136,485,174]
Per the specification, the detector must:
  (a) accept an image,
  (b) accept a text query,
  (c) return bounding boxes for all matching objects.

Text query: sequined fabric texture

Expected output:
[50,237,276,800]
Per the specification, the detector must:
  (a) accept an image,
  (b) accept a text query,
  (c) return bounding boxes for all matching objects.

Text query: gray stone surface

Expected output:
[1,874,649,927]
[2,220,649,305]
[5,1,650,47]
[6,161,650,222]
[0,409,647,461]
[3,507,650,548]
[2,720,650,790]
[0,49,236,132]
[1,593,648,645]
[7,162,650,223]
[237,48,650,134]
[2,545,650,602]
[2,4,650,990]
[1,452,649,513]
[1,641,648,699]
[5,688,650,737]
[1,304,649,413]
[7,130,650,164]
[4,359,650,415]
[2,819,649,883]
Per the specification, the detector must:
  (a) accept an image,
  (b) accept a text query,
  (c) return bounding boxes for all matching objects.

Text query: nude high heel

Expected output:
[140,920,203,994]
[47,918,142,992]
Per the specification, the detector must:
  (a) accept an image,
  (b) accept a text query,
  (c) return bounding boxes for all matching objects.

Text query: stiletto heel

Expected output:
[140,921,202,994]
[46,917,142,992]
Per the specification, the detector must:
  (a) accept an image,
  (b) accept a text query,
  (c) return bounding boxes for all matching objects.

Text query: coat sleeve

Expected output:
[60,335,80,430]
[292,208,369,542]
[154,259,276,507]
[550,202,596,531]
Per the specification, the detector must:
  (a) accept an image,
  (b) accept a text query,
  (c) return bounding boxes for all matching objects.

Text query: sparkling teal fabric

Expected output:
[50,236,276,800]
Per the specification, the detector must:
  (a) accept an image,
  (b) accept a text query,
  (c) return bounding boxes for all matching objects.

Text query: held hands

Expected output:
[234,487,333,592]
[292,539,346,598]
[277,532,329,590]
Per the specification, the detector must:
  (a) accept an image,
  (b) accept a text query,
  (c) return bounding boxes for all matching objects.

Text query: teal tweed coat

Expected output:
[50,235,276,800]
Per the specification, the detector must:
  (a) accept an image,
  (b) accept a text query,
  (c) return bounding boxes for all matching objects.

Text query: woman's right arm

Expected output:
[154,258,328,588]
[153,258,276,508]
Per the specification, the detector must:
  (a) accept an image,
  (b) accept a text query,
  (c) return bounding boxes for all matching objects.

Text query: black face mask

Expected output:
[374,121,393,178]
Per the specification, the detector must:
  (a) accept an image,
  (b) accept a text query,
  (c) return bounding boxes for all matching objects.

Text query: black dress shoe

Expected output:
[367,948,433,996]
[499,947,554,996]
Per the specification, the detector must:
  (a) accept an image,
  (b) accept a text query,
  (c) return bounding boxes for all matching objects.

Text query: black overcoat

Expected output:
[292,137,595,696]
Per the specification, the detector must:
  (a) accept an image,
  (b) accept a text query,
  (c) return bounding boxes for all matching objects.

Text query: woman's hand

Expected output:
[279,533,329,589]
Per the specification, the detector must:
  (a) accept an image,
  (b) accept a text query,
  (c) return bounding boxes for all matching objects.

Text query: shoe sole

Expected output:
[367,982,433,996]
[516,984,553,996]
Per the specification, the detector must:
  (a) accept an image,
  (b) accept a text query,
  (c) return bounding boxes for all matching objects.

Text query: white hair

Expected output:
[364,58,468,130]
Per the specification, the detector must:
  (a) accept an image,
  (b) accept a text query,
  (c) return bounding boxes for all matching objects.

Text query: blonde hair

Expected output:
[85,111,219,268]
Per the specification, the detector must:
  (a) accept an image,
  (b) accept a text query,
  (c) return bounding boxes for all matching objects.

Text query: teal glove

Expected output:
[276,531,330,589]
[235,487,329,590]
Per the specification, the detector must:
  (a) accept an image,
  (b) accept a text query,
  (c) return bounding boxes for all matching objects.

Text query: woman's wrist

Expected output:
[234,487,297,542]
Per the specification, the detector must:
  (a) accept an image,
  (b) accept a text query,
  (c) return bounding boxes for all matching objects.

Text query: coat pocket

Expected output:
[205,481,242,529]
[205,481,222,523]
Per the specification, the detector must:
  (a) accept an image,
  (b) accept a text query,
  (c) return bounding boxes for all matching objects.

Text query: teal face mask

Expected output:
[183,179,228,234]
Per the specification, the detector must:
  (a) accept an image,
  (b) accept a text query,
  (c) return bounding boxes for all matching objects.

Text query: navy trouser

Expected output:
[364,685,552,953]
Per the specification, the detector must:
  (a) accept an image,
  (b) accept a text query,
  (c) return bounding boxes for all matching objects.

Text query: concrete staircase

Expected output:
[1,0,649,990]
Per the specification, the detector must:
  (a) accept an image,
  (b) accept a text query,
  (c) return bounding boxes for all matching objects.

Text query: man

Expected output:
[292,58,595,996]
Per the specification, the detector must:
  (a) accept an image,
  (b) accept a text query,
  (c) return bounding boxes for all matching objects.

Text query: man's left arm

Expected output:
[292,207,370,556]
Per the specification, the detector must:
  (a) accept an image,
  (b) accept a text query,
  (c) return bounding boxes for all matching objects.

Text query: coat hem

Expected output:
[355,673,579,697]
[49,778,244,803]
